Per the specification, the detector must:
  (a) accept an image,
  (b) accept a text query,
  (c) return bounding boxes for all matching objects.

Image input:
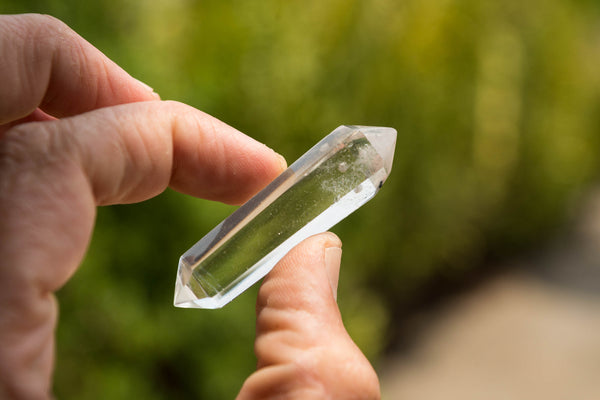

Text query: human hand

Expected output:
[0,14,379,399]
[238,233,380,399]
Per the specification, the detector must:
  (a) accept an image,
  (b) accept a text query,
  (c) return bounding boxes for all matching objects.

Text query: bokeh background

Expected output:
[2,0,600,398]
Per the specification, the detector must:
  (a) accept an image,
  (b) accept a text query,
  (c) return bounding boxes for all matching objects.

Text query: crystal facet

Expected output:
[174,125,397,309]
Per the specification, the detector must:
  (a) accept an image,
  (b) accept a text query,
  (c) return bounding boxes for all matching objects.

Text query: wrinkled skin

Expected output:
[0,14,380,400]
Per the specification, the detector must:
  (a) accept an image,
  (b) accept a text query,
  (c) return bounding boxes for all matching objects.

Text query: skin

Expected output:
[0,14,380,399]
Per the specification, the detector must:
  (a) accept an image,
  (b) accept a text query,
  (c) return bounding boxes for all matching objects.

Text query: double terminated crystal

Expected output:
[174,125,397,309]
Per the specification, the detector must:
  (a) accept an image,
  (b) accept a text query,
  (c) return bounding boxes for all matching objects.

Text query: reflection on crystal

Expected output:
[174,125,397,309]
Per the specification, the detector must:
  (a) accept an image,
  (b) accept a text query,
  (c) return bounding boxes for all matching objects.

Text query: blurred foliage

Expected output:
[2,0,600,398]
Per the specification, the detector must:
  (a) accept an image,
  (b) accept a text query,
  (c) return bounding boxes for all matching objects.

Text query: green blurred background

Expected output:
[2,0,600,398]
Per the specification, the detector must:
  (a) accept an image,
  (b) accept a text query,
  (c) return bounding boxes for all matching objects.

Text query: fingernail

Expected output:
[275,153,287,171]
[133,77,161,100]
[324,246,342,301]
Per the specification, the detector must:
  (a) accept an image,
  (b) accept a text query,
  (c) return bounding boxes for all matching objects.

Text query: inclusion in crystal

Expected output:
[174,125,397,309]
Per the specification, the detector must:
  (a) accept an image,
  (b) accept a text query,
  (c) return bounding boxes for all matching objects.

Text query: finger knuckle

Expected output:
[30,14,71,36]
[0,126,38,194]
[162,100,200,119]
[0,122,82,202]
[0,125,38,169]
[0,122,64,172]
[5,14,72,44]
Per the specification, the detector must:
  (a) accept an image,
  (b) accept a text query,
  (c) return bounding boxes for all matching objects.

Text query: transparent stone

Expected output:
[174,125,397,309]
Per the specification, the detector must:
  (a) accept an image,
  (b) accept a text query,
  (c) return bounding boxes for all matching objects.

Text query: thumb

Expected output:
[237,233,380,400]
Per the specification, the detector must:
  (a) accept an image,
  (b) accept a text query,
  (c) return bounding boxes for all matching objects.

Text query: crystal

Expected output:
[174,125,397,309]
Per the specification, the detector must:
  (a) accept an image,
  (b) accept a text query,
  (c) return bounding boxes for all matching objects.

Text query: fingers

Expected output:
[238,233,380,400]
[0,100,286,293]
[0,100,285,398]
[3,100,286,206]
[0,14,159,124]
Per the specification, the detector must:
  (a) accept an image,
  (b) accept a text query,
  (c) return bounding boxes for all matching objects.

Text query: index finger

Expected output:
[0,14,159,124]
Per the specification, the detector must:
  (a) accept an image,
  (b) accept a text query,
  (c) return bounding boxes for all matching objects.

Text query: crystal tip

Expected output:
[174,258,206,308]
[174,269,201,308]
[357,126,397,173]
[174,259,224,309]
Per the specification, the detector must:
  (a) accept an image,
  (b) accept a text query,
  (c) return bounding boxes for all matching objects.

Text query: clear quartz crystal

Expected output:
[174,125,397,309]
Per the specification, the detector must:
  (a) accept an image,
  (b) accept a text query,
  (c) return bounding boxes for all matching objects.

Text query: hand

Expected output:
[0,14,379,399]
[239,233,380,399]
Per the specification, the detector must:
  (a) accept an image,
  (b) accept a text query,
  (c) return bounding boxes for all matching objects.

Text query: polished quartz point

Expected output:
[174,125,397,309]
